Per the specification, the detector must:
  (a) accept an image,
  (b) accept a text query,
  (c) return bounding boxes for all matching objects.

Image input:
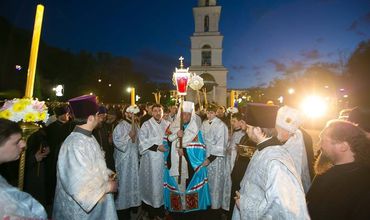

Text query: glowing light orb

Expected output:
[300,95,327,118]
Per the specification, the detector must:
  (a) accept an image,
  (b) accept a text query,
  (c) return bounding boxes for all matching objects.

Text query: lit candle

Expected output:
[230,90,235,107]
[131,87,135,106]
[25,4,44,98]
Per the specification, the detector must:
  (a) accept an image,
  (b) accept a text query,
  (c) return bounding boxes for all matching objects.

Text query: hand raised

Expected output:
[177,130,184,138]
[107,180,118,193]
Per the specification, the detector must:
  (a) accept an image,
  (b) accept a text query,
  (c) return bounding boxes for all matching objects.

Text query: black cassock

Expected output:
[227,134,255,220]
[307,162,370,220]
[45,120,74,202]
[24,128,49,207]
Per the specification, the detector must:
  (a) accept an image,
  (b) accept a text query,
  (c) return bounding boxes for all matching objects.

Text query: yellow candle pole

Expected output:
[230,90,235,107]
[19,4,44,191]
[131,87,135,106]
[152,92,158,104]
[25,4,44,98]
[202,88,208,107]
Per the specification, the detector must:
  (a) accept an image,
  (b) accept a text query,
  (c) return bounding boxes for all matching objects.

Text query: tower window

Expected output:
[204,15,209,32]
[202,45,211,66]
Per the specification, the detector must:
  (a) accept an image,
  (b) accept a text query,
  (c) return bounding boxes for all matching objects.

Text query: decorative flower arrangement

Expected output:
[227,106,239,114]
[0,98,49,123]
[189,74,204,91]
[126,105,140,114]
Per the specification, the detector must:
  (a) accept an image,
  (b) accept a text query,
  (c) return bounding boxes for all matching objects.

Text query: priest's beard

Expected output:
[314,150,334,175]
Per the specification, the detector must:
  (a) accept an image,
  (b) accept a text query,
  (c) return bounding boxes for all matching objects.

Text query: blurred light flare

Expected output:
[300,95,328,118]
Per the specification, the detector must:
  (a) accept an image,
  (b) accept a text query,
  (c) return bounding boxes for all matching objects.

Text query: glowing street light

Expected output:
[300,95,328,118]
[108,83,112,87]
[98,79,102,82]
[278,96,284,104]
[15,65,22,71]
[288,88,295,95]
[52,85,64,97]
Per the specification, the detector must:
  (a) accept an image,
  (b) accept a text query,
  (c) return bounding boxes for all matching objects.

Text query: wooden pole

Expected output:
[25,5,44,98]
[131,114,136,143]
[197,90,202,110]
[178,96,184,184]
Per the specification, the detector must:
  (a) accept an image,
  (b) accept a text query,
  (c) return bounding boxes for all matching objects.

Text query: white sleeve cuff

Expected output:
[168,133,178,142]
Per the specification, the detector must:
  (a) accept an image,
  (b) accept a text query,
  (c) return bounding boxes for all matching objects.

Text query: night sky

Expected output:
[1,0,369,88]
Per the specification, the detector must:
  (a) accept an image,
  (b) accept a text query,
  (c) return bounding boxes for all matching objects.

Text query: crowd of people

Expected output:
[0,94,369,220]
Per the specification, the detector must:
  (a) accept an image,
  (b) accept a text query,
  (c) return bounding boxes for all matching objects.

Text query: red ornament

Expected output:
[176,76,189,95]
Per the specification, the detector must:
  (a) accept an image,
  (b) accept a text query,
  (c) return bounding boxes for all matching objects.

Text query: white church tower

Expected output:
[189,0,228,106]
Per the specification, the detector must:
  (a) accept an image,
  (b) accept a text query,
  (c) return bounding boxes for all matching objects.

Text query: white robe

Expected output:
[113,120,141,210]
[222,129,245,211]
[138,117,170,208]
[53,130,118,220]
[232,145,310,220]
[167,115,199,191]
[201,117,229,209]
[0,175,47,219]
[282,129,312,193]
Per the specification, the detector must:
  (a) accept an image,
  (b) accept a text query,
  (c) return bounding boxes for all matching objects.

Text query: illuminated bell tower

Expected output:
[189,0,228,106]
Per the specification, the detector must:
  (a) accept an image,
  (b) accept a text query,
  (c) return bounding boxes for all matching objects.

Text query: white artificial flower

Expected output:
[126,105,140,114]
[227,107,239,114]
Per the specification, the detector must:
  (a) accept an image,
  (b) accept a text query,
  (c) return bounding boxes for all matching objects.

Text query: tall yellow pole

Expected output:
[230,90,235,107]
[131,87,135,106]
[25,4,44,98]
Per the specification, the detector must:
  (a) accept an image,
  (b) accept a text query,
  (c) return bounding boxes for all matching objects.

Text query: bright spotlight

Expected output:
[288,88,295,94]
[300,95,327,118]
[278,96,284,104]
[55,85,64,97]
[126,87,132,93]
